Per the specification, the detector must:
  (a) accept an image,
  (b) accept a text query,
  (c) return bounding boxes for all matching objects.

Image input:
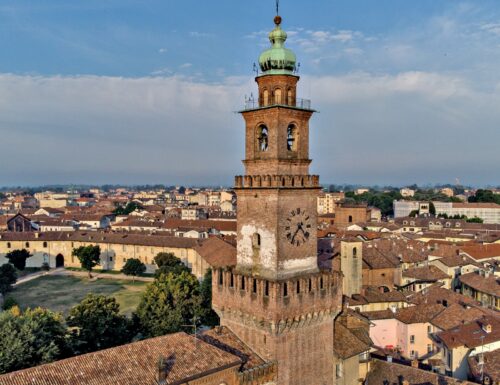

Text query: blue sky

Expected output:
[0,0,499,186]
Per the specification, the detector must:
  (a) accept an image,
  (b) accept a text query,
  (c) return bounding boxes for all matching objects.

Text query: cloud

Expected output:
[158,48,168,54]
[179,63,193,69]
[189,31,214,38]
[0,71,498,186]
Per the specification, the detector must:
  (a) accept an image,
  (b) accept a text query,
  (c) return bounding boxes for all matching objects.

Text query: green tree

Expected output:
[200,269,219,327]
[154,252,190,277]
[429,202,436,216]
[72,245,101,278]
[66,294,130,355]
[0,263,17,295]
[135,271,203,337]
[113,202,143,216]
[5,249,31,271]
[469,189,500,204]
[0,307,69,374]
[409,210,419,218]
[121,258,146,282]
[466,217,484,223]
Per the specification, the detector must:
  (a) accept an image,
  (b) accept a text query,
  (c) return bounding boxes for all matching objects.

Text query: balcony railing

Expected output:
[242,97,312,111]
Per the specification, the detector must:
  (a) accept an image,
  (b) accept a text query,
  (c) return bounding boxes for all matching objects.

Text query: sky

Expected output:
[0,0,499,187]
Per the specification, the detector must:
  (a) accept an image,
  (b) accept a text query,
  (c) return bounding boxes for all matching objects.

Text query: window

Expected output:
[287,89,293,105]
[264,281,269,296]
[296,281,300,294]
[218,270,224,286]
[427,344,433,353]
[427,325,432,334]
[410,350,416,358]
[258,126,269,152]
[25,242,29,248]
[320,277,324,290]
[263,89,269,106]
[253,278,257,294]
[283,282,288,297]
[241,276,246,291]
[274,88,282,104]
[410,335,415,344]
[348,215,353,223]
[287,124,297,151]
[230,273,234,288]
[109,256,113,262]
[252,233,261,248]
[353,247,357,258]
[6,242,11,249]
[43,241,47,248]
[336,363,343,379]
[308,278,312,292]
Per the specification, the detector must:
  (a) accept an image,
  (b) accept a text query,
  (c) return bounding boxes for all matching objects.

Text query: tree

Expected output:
[72,245,101,278]
[66,294,130,355]
[469,189,500,204]
[135,271,204,337]
[429,202,436,216]
[467,217,484,223]
[154,252,190,277]
[121,258,146,282]
[5,249,31,271]
[200,269,219,327]
[113,201,143,216]
[0,307,69,374]
[409,210,419,218]
[0,264,17,295]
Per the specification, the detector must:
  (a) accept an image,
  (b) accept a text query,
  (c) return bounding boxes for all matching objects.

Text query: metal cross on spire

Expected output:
[276,0,280,15]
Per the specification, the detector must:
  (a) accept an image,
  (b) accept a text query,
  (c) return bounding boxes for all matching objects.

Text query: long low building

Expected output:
[0,231,235,278]
[393,200,500,224]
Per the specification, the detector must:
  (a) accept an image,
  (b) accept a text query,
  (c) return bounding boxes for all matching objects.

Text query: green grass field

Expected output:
[10,275,148,315]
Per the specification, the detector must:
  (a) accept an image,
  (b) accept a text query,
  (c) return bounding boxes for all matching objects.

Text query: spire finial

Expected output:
[276,0,279,15]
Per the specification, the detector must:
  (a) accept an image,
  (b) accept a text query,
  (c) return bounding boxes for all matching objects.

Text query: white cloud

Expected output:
[158,48,168,54]
[179,63,193,69]
[0,71,498,186]
[189,31,214,38]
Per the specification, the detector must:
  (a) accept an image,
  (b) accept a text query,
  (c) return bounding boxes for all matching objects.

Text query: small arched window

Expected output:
[287,124,297,151]
[353,247,357,258]
[25,242,30,248]
[7,242,11,249]
[287,89,293,105]
[348,215,353,223]
[252,233,261,248]
[263,89,269,106]
[43,241,48,248]
[258,126,269,152]
[274,88,282,104]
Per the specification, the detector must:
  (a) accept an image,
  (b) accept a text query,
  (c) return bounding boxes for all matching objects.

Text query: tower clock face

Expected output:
[285,208,312,246]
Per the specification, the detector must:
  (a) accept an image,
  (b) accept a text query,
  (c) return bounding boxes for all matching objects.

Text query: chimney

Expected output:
[482,321,492,334]
[387,355,393,363]
[158,357,167,384]
[35,232,40,239]
[411,359,419,368]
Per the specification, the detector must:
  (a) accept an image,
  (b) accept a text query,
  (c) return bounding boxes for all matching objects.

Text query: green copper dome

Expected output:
[258,16,297,75]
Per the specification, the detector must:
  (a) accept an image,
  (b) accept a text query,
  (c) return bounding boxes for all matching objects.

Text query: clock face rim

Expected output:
[285,207,312,246]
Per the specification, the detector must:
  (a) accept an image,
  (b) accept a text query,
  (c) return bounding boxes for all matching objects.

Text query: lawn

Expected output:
[10,275,148,315]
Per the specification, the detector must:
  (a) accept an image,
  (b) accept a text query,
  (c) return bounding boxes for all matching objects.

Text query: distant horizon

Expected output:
[0,182,498,191]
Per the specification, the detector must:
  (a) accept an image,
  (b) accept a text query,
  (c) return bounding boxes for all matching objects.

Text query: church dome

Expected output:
[258,16,297,75]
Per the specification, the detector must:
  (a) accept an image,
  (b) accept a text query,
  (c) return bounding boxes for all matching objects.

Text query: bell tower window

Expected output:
[263,89,269,106]
[287,89,293,105]
[287,124,297,151]
[274,88,282,104]
[252,233,261,248]
[258,126,269,152]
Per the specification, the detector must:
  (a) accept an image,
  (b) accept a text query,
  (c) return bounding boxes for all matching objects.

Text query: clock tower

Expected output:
[213,14,342,385]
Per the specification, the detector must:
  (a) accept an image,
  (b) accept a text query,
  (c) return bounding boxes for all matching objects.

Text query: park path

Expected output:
[14,268,64,287]
[54,269,154,283]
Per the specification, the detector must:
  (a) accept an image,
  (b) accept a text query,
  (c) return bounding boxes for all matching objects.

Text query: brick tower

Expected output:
[213,14,342,385]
